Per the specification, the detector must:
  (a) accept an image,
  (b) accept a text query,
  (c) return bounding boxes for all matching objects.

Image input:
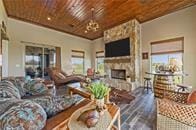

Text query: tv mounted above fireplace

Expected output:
[105,38,130,58]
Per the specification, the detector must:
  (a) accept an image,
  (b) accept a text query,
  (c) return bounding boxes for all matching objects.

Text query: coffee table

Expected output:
[68,82,110,103]
[68,82,91,99]
[43,99,121,130]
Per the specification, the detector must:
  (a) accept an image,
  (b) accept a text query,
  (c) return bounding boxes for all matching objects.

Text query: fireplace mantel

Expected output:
[105,56,131,60]
[104,56,131,63]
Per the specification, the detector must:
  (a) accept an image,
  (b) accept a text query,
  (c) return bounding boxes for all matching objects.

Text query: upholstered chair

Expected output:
[157,90,196,130]
[87,68,94,76]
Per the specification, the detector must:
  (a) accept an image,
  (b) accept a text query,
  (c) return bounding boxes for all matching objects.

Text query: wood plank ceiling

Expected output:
[3,0,196,40]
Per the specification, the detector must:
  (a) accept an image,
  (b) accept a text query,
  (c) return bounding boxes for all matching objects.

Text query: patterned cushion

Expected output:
[28,94,79,118]
[2,77,26,97]
[24,80,49,96]
[0,81,21,99]
[0,99,47,130]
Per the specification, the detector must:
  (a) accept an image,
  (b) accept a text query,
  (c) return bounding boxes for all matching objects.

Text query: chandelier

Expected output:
[85,8,99,33]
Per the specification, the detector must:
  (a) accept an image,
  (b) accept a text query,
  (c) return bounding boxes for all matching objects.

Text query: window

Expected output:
[151,37,184,84]
[71,50,85,74]
[96,51,104,75]
[25,45,56,78]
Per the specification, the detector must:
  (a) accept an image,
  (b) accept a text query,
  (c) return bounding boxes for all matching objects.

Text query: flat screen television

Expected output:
[105,38,130,57]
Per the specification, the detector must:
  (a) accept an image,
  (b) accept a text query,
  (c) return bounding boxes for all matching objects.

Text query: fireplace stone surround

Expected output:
[103,19,141,91]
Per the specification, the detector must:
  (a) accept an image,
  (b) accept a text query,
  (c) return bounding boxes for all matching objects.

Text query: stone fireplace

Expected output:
[103,19,141,91]
[111,69,126,80]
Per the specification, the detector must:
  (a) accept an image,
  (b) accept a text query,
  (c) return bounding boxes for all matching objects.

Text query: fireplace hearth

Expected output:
[111,69,126,80]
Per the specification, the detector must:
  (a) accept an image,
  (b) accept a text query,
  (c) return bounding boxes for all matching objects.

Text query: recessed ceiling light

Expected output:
[47,17,51,21]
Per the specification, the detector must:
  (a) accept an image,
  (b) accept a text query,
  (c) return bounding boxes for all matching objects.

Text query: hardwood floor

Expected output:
[117,87,156,130]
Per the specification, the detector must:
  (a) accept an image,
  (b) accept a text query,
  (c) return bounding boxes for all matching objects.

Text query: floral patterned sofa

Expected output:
[0,77,79,130]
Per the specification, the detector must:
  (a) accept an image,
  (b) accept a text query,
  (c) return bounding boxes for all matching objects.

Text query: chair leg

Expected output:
[147,81,149,93]
[150,81,153,92]
[144,80,146,91]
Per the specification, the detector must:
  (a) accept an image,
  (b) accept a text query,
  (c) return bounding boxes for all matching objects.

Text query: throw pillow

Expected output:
[2,77,26,97]
[187,90,196,104]
[0,99,47,130]
[24,80,48,96]
[0,81,21,99]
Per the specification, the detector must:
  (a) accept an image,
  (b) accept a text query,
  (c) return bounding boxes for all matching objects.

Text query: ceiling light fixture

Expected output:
[85,8,99,33]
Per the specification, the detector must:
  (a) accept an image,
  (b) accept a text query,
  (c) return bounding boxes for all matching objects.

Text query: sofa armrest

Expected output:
[157,99,196,127]
[0,99,47,130]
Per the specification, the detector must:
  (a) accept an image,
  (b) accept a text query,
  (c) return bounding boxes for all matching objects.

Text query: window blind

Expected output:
[96,51,104,58]
[151,37,184,55]
[71,50,85,58]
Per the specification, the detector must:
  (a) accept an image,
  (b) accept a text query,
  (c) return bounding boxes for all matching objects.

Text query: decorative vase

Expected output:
[95,98,105,109]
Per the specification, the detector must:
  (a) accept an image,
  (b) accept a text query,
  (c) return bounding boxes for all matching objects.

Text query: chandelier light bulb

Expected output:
[85,7,99,33]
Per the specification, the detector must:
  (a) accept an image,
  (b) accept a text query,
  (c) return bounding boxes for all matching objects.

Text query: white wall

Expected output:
[141,5,196,88]
[2,40,8,77]
[8,18,93,76]
[91,38,104,70]
[0,0,9,77]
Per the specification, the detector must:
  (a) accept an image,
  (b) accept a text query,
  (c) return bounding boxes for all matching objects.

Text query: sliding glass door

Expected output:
[43,48,56,77]
[25,45,56,78]
[25,46,42,78]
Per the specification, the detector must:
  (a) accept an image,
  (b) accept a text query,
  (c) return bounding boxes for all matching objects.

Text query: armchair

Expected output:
[157,90,196,130]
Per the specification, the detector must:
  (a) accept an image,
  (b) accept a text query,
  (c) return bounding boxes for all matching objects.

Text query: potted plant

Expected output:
[87,82,110,109]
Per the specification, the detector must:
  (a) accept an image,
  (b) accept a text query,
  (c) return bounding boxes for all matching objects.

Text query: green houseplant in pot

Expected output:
[87,82,110,109]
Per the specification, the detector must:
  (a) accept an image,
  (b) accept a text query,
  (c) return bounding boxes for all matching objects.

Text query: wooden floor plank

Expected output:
[119,87,156,130]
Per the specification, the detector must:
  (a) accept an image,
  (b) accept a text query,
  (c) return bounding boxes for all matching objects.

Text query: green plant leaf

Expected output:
[87,82,109,99]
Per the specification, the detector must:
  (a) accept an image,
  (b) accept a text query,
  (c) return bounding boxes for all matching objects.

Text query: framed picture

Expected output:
[142,52,148,60]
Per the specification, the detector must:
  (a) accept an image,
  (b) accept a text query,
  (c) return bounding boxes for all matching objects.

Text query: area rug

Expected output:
[109,87,135,105]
